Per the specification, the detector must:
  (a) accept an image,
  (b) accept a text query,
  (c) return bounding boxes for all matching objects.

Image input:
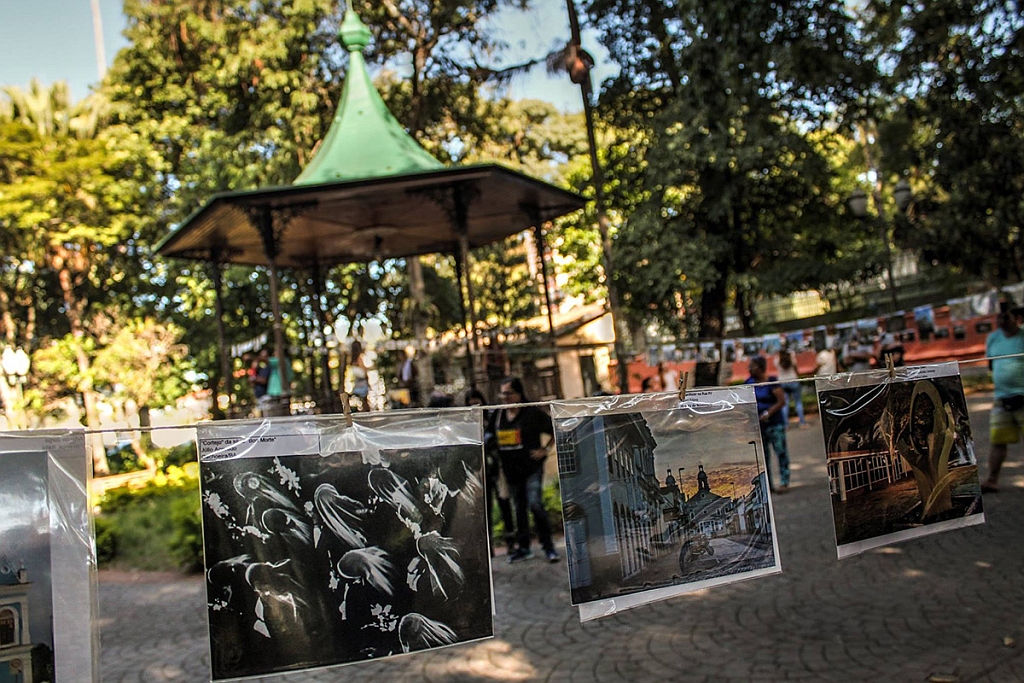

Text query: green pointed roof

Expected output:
[293,10,443,186]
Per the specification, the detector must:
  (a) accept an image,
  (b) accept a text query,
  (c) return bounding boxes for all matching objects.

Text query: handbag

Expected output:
[1001,395,1024,412]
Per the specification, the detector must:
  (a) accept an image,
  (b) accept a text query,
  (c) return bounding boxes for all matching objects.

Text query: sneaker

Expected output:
[508,548,533,564]
[545,549,560,563]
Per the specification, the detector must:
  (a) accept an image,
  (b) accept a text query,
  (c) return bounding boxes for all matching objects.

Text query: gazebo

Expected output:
[156,9,585,412]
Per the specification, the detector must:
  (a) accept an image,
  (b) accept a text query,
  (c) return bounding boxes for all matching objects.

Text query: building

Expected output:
[558,412,665,600]
[0,556,40,683]
[742,472,771,536]
[685,465,733,538]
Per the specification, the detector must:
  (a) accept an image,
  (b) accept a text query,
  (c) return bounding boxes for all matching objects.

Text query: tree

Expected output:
[355,0,540,396]
[866,1,1024,286]
[92,315,190,455]
[583,0,871,341]
[0,81,140,473]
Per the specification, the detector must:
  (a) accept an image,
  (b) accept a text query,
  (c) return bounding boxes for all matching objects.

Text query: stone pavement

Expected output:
[98,393,1024,682]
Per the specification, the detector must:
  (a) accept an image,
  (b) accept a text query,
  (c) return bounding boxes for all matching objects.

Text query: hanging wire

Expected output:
[43,352,1017,437]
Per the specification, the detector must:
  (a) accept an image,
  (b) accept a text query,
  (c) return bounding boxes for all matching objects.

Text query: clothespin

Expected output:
[679,372,689,402]
[885,354,896,380]
[340,391,354,428]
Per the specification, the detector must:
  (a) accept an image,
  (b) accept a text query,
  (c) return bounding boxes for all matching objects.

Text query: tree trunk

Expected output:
[407,257,434,405]
[52,249,108,475]
[698,268,728,342]
[0,285,15,345]
[736,286,755,336]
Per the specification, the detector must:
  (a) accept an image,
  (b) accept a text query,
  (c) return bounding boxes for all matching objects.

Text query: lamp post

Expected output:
[1,347,31,429]
[849,178,912,313]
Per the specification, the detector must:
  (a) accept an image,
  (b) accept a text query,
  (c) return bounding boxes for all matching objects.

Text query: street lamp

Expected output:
[848,179,913,313]
[1,347,30,430]
[2,347,30,386]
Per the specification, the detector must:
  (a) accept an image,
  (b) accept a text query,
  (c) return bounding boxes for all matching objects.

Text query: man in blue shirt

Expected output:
[746,356,790,492]
[983,307,1024,492]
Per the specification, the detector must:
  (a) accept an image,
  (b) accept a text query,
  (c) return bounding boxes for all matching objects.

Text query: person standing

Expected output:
[491,377,559,563]
[841,336,872,373]
[776,349,806,429]
[348,340,371,411]
[252,348,271,416]
[655,361,679,393]
[746,356,790,492]
[983,307,1024,492]
[398,345,420,407]
[466,388,517,557]
[814,342,839,377]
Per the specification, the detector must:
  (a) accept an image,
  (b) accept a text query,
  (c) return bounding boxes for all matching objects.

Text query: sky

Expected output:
[0,0,616,112]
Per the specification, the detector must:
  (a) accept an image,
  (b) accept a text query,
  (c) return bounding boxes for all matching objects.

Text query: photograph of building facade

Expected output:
[817,363,984,557]
[0,452,56,683]
[554,389,781,616]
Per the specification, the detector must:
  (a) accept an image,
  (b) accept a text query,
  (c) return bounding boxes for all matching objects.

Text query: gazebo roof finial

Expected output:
[340,9,372,53]
[292,8,443,186]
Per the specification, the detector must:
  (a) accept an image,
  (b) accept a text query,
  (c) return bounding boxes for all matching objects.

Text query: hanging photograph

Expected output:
[817,362,984,558]
[0,450,56,682]
[553,388,781,621]
[198,417,492,680]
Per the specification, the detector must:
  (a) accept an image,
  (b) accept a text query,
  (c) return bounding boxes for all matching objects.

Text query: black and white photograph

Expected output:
[0,450,57,683]
[817,363,984,558]
[200,443,493,680]
[554,389,781,619]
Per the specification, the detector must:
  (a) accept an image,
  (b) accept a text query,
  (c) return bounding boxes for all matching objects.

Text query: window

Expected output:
[0,608,16,647]
[556,431,577,475]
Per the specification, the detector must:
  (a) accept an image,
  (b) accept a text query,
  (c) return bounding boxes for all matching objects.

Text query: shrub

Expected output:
[96,465,203,572]
[154,442,198,470]
[93,516,118,565]
[169,494,204,573]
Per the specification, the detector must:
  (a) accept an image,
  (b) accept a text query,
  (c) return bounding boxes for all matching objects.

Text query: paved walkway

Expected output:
[99,393,1024,682]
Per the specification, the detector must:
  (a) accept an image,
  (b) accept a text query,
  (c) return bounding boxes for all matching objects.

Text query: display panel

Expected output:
[197,411,492,680]
[553,389,782,621]
[816,362,984,558]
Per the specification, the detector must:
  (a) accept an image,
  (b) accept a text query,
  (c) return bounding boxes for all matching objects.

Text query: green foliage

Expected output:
[96,467,202,572]
[582,0,873,338]
[93,516,118,565]
[866,1,1024,286]
[152,442,199,470]
[91,315,192,410]
[472,235,541,330]
[169,493,205,573]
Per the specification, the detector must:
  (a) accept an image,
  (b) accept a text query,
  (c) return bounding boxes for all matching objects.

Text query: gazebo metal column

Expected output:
[208,251,234,416]
[253,207,291,398]
[308,262,339,412]
[451,250,476,389]
[453,183,482,386]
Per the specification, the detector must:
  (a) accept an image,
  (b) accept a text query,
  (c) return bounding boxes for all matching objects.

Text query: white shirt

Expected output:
[816,349,838,375]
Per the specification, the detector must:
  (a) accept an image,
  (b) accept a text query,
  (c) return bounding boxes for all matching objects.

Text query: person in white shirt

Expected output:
[655,361,679,392]
[815,344,838,376]
[776,349,806,428]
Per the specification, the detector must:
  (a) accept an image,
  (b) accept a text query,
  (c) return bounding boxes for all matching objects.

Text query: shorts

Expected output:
[990,403,1024,445]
